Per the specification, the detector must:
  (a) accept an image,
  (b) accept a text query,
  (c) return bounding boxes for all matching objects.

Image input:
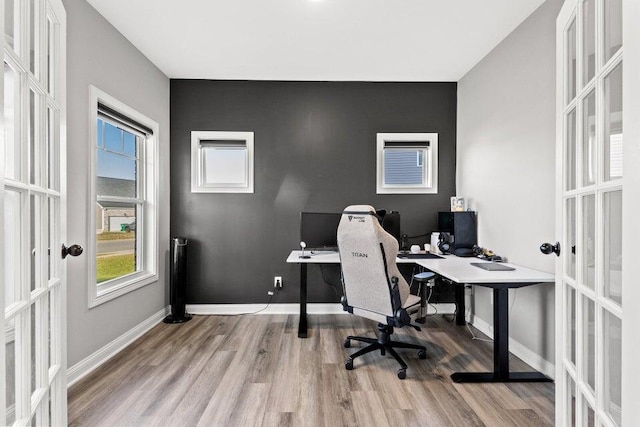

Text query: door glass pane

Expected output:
[584,397,595,427]
[49,287,58,367]
[46,17,54,96]
[603,310,622,426]
[29,0,35,74]
[4,0,17,49]
[604,191,622,305]
[48,198,59,281]
[566,284,576,365]
[566,197,576,278]
[566,109,577,190]
[584,297,595,391]
[582,194,596,289]
[4,190,22,308]
[604,62,623,181]
[603,0,623,64]
[31,305,36,394]
[29,89,36,184]
[30,194,38,291]
[47,294,52,369]
[582,0,596,85]
[5,338,16,425]
[567,374,576,426]
[4,62,20,180]
[47,198,52,282]
[47,108,59,191]
[582,91,596,186]
[566,18,577,103]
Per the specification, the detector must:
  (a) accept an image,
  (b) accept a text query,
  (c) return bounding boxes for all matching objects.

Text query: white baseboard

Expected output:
[186,303,345,315]
[469,316,555,379]
[186,302,456,316]
[67,306,170,388]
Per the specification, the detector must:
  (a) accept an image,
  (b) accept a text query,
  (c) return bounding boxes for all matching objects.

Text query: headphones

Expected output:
[437,232,451,254]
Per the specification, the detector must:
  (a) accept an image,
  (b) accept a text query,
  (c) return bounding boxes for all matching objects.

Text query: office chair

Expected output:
[337,205,433,379]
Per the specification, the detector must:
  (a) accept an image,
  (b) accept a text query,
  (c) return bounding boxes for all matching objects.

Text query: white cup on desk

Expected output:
[410,245,421,254]
[424,243,431,253]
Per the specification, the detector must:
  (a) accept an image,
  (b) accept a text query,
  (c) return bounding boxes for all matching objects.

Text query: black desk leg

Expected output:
[455,283,466,325]
[298,263,308,338]
[494,287,510,379]
[416,281,428,324]
[451,287,552,383]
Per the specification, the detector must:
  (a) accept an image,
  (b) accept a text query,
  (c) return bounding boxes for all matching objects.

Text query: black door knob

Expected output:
[540,242,561,257]
[62,244,83,259]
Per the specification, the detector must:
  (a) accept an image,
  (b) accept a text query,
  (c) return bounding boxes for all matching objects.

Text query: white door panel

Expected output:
[556,0,624,426]
[1,0,67,424]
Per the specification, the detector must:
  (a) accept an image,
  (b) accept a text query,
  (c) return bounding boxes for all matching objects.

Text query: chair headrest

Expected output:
[342,205,376,215]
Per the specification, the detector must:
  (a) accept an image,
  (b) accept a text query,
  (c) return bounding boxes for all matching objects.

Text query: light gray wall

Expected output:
[457,0,562,365]
[63,0,170,367]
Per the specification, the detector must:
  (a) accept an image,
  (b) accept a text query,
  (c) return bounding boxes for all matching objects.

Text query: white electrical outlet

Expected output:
[274,276,283,289]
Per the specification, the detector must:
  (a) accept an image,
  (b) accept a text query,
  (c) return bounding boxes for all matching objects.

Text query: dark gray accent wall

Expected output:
[170,80,457,303]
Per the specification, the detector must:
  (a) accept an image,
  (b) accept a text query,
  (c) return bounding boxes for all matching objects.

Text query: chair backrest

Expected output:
[337,205,411,319]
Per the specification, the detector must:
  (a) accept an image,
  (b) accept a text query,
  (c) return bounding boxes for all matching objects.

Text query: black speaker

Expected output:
[438,211,477,249]
[164,237,192,324]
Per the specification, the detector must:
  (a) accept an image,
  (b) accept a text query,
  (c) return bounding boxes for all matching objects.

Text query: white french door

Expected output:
[1,0,67,425]
[556,0,623,426]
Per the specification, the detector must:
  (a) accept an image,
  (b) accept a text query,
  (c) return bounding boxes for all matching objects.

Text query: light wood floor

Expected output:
[68,313,554,426]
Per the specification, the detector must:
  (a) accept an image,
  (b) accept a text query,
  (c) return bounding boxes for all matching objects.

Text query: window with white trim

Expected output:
[376,133,438,194]
[89,86,158,307]
[191,131,254,193]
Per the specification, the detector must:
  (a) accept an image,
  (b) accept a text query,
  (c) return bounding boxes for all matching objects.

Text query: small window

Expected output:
[88,86,159,307]
[376,133,438,194]
[191,131,254,193]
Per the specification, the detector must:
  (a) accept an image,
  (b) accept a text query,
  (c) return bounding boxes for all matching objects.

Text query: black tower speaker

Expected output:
[164,237,192,324]
[438,211,477,249]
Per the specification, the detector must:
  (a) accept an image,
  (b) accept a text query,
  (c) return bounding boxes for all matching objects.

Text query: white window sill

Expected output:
[377,186,438,194]
[89,271,158,308]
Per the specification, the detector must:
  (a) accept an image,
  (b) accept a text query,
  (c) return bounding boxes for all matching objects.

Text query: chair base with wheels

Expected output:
[344,323,427,379]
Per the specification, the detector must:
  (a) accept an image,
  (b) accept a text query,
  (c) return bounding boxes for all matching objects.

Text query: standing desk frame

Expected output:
[286,251,554,384]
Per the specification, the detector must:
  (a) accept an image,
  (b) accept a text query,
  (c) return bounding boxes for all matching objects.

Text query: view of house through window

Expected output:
[96,117,142,284]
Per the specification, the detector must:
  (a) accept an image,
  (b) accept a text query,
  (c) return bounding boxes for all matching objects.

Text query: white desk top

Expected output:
[286,250,554,285]
[286,250,420,264]
[414,256,554,285]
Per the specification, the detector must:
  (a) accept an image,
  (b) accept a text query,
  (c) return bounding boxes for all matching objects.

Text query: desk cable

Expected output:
[464,289,518,342]
[319,265,342,299]
[206,292,275,316]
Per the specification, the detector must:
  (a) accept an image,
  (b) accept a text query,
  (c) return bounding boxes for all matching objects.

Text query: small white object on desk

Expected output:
[410,245,421,254]
[299,241,310,259]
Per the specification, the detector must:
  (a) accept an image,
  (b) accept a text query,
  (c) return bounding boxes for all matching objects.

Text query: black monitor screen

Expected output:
[300,212,342,250]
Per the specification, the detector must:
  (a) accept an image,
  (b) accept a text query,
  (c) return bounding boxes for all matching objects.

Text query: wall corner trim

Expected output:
[469,316,556,379]
[67,306,170,388]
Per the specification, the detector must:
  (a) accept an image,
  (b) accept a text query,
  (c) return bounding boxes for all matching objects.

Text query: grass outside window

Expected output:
[97,254,135,283]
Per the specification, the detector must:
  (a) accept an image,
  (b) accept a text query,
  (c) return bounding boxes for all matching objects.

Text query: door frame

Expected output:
[621,1,640,426]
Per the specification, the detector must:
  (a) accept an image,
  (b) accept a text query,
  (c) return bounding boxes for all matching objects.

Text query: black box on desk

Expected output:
[438,211,477,249]
[430,277,457,303]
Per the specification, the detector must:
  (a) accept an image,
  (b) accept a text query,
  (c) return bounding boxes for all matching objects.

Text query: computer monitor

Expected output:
[300,212,342,251]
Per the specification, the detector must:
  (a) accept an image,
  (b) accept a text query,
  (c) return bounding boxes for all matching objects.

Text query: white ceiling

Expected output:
[86,0,546,82]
